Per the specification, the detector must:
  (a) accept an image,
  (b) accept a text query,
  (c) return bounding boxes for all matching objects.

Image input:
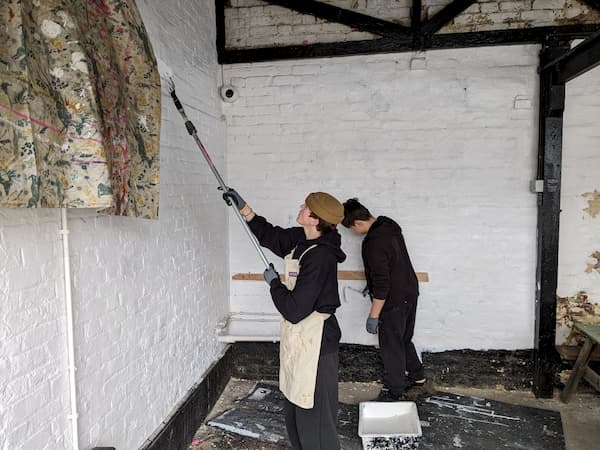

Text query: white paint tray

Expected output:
[358,401,422,450]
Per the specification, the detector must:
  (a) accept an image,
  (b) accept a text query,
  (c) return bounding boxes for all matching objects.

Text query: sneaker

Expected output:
[404,383,436,400]
[412,378,427,387]
[376,388,406,402]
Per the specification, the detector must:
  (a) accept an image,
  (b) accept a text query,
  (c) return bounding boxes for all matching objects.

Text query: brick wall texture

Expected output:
[2,1,599,449]
[1,1,229,449]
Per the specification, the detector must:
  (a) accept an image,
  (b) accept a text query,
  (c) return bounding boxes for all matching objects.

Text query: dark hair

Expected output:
[309,212,337,234]
[342,198,371,228]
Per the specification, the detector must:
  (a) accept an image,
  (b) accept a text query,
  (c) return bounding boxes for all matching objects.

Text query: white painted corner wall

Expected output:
[557,65,600,342]
[1,1,229,449]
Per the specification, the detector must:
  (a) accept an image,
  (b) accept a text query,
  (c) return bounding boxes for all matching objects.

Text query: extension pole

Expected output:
[168,79,271,269]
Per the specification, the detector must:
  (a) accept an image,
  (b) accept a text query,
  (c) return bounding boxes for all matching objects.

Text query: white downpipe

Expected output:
[60,208,80,450]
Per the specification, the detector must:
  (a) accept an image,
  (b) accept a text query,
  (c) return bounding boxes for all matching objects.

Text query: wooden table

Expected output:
[559,322,600,403]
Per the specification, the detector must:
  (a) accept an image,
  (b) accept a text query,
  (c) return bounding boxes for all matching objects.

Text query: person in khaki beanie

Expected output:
[224,188,346,450]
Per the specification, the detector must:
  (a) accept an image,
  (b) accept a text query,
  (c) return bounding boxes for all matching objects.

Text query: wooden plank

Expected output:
[584,366,600,392]
[575,322,600,343]
[556,345,600,362]
[232,271,429,282]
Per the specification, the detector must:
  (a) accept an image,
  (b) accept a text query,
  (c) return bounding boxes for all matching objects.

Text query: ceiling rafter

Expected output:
[582,0,600,11]
[542,30,600,83]
[218,24,600,64]
[217,1,600,63]
[411,0,422,32]
[261,0,411,39]
[411,0,423,47]
[421,0,476,36]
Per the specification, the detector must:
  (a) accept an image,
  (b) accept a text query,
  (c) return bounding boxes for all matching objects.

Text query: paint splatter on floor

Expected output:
[192,382,564,450]
[363,435,420,449]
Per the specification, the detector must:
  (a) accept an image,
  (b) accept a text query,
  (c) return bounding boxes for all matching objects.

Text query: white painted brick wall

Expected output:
[557,63,600,343]
[1,0,229,449]
[223,46,541,351]
[1,210,69,450]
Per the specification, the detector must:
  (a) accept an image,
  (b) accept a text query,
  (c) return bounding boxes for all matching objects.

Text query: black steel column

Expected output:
[533,43,569,398]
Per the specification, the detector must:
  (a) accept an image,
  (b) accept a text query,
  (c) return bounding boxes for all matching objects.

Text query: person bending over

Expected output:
[342,198,426,401]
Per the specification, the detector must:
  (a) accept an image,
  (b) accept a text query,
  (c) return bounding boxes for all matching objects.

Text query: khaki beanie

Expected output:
[305,192,344,225]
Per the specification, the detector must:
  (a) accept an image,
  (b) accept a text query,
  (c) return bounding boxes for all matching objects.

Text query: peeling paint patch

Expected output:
[585,251,600,274]
[557,291,600,345]
[582,190,600,218]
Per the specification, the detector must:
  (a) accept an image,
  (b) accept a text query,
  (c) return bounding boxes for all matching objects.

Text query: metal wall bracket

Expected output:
[530,179,544,193]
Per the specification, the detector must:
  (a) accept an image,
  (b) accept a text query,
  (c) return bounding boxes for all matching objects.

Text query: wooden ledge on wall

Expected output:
[232,271,429,282]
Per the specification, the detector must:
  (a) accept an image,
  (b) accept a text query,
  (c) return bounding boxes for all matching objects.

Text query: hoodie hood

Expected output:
[366,216,402,241]
[311,229,347,263]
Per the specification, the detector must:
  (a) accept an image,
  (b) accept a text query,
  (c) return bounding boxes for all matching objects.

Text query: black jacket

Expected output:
[363,216,419,310]
[248,215,346,354]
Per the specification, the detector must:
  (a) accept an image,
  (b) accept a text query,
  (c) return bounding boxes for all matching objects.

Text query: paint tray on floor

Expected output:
[358,401,422,450]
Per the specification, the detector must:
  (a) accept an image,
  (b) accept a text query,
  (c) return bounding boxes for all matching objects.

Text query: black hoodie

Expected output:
[248,214,346,354]
[363,216,419,310]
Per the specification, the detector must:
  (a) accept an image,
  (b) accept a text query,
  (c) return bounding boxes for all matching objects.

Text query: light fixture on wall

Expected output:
[220,85,239,102]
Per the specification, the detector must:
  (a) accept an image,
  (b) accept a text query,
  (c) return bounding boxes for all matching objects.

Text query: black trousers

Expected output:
[378,297,424,395]
[284,351,340,450]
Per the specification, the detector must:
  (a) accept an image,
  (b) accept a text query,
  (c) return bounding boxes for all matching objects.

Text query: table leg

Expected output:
[560,338,597,403]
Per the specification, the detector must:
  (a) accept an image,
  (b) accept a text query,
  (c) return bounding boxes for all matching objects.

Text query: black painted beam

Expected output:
[218,24,600,64]
[582,0,600,11]
[412,0,422,32]
[533,43,570,399]
[421,0,476,36]
[542,31,600,83]
[412,0,423,48]
[261,0,411,38]
[215,0,225,55]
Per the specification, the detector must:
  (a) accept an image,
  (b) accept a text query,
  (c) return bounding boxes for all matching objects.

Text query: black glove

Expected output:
[221,187,247,210]
[366,316,379,334]
[263,263,279,286]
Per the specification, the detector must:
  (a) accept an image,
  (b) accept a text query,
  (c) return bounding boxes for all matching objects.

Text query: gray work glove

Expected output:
[366,316,379,334]
[221,187,247,210]
[263,263,279,286]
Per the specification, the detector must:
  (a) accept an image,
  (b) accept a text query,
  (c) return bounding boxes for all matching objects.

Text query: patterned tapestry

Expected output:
[0,0,161,219]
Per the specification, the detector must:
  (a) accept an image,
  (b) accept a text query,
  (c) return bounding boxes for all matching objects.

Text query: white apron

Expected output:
[279,244,330,409]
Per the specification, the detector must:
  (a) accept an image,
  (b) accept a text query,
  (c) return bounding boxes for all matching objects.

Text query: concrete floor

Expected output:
[188,378,600,450]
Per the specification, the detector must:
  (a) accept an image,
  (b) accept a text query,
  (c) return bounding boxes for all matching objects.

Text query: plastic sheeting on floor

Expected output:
[207,382,565,449]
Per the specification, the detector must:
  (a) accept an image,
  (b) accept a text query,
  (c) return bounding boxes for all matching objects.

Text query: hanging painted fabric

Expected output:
[0,0,161,219]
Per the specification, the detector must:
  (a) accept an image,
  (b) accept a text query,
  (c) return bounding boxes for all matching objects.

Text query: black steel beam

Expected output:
[542,31,600,83]
[261,0,411,38]
[533,43,570,399]
[411,0,422,32]
[215,0,225,56]
[582,0,600,11]
[421,0,476,36]
[412,0,423,48]
[218,24,600,64]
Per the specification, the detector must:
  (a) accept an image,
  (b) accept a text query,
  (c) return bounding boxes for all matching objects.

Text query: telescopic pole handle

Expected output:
[168,80,271,270]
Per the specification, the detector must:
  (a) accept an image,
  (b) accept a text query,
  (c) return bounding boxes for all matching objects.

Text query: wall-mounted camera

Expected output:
[220,85,239,103]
